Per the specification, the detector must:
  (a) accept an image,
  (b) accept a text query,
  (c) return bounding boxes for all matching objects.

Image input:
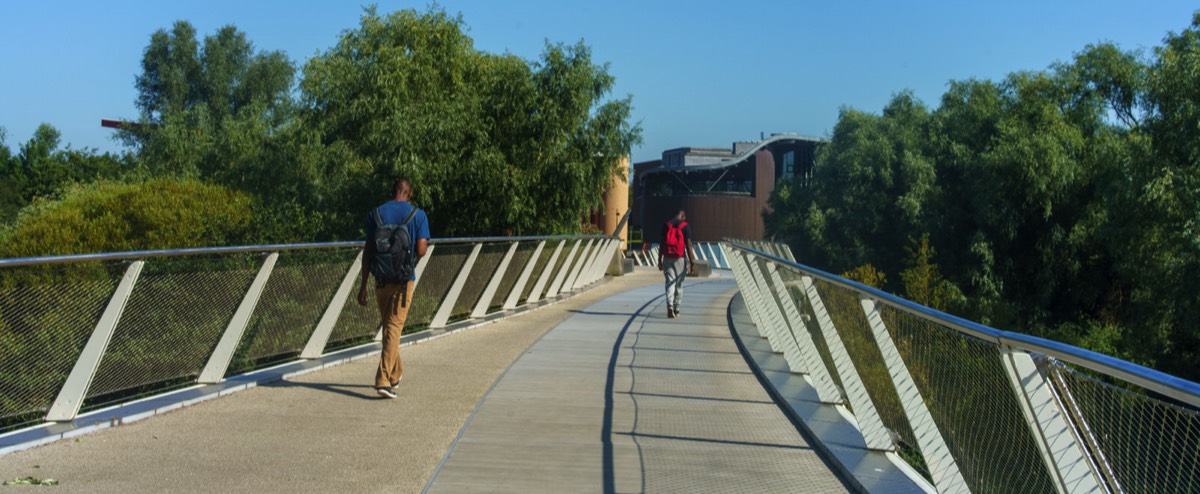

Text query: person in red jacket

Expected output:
[658,210,697,318]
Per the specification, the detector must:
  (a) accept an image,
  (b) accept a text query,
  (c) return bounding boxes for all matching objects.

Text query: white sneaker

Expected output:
[377,388,397,399]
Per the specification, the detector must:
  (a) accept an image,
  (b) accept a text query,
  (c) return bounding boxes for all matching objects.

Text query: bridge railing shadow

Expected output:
[0,235,620,434]
[725,239,1200,494]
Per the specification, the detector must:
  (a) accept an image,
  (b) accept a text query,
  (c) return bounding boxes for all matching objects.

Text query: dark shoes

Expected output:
[667,307,676,318]
[377,387,397,399]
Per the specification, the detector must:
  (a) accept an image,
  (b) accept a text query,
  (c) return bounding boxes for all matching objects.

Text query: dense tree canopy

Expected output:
[0,179,254,258]
[1,5,641,252]
[119,21,296,183]
[766,12,1200,379]
[298,7,640,237]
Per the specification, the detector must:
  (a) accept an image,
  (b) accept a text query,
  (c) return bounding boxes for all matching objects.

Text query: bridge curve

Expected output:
[5,239,1198,493]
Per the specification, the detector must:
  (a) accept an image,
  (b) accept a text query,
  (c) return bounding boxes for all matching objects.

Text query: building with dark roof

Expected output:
[632,133,824,242]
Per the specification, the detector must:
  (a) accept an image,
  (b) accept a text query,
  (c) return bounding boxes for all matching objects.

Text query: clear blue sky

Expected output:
[1,1,1196,163]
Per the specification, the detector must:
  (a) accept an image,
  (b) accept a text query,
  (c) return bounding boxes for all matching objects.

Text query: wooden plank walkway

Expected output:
[426,275,852,493]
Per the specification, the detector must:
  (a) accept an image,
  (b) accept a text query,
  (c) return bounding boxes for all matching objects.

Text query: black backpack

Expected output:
[370,205,419,290]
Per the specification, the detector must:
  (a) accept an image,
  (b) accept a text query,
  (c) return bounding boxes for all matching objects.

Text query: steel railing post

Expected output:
[595,238,619,282]
[430,243,483,329]
[299,251,362,359]
[545,239,582,298]
[198,253,280,382]
[1001,349,1105,493]
[471,241,520,318]
[47,261,145,421]
[504,241,545,309]
[766,263,841,404]
[744,254,807,372]
[561,239,595,292]
[723,245,772,338]
[527,241,565,304]
[581,239,613,287]
[800,275,894,450]
[780,243,797,262]
[574,239,603,289]
[860,295,968,492]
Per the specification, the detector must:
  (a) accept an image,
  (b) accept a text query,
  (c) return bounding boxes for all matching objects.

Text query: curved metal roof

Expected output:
[639,133,825,176]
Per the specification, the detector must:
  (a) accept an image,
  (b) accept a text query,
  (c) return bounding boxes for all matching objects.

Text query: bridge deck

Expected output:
[426,276,849,493]
[1,271,853,493]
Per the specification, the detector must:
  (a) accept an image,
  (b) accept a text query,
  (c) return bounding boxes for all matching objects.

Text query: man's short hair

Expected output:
[393,179,412,196]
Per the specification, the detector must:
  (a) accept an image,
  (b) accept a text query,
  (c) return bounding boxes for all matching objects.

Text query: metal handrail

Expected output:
[0,235,614,269]
[726,240,1200,409]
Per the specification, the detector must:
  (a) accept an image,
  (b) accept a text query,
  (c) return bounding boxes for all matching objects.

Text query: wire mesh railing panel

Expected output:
[1049,360,1200,493]
[406,244,472,331]
[519,240,561,304]
[0,263,125,432]
[325,270,379,352]
[486,241,537,312]
[227,249,358,374]
[880,304,1057,493]
[448,243,509,322]
[85,254,261,406]
[776,265,844,393]
[812,278,918,450]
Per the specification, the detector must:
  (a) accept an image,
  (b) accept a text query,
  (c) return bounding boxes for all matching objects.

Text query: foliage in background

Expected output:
[0,5,641,254]
[0,125,131,224]
[766,12,1200,380]
[298,7,641,238]
[0,179,254,258]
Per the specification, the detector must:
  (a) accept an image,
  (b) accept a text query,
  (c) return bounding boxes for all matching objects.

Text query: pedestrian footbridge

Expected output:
[1,237,1197,493]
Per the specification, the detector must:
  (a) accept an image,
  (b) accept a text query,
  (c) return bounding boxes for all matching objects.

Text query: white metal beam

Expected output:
[526,241,565,304]
[767,263,841,404]
[47,261,145,421]
[745,255,807,372]
[861,296,968,493]
[503,241,545,310]
[471,242,520,318]
[199,253,280,381]
[430,243,483,328]
[299,252,362,359]
[560,239,595,292]
[545,239,581,298]
[1002,349,1105,494]
[800,276,894,451]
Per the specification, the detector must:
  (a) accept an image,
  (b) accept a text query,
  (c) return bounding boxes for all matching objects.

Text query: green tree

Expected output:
[899,234,962,312]
[0,127,19,223]
[299,6,640,238]
[120,21,296,188]
[0,124,129,224]
[766,91,935,282]
[763,13,1200,380]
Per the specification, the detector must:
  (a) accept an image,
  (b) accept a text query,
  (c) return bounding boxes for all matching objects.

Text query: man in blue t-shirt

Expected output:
[358,178,431,399]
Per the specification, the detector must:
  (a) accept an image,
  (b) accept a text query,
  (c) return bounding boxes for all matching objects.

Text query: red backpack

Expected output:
[663,221,687,257]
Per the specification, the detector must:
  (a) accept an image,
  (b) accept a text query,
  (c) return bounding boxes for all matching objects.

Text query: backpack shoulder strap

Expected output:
[401,206,418,226]
[373,206,385,228]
